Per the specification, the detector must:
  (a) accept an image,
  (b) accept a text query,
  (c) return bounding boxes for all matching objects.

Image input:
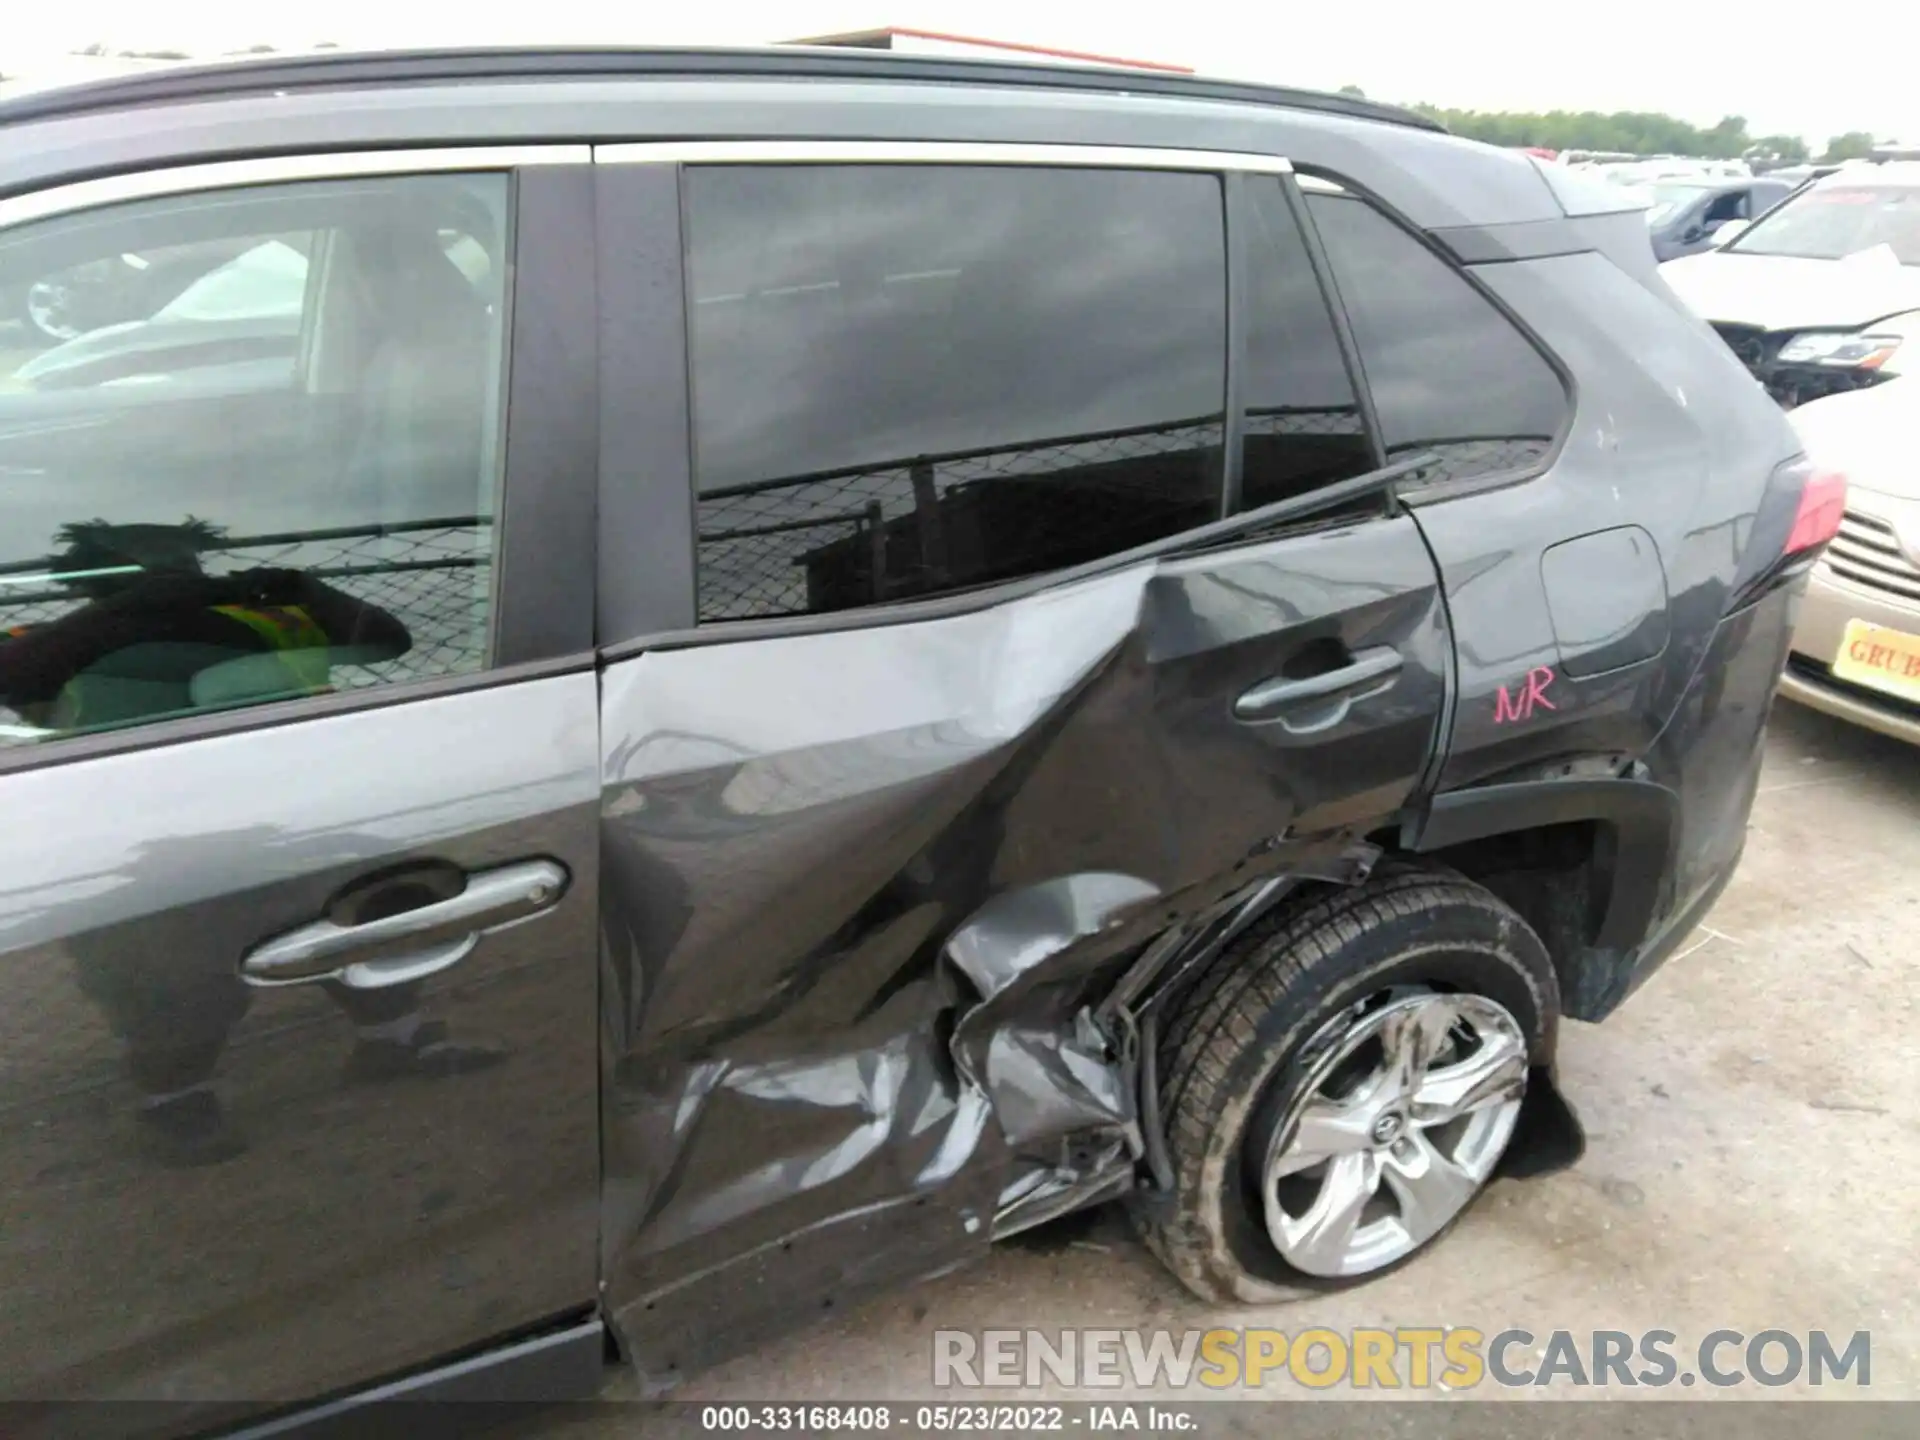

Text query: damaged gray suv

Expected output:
[0,46,1837,1437]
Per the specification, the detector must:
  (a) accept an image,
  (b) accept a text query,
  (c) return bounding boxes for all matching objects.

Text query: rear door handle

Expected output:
[1234,646,1404,729]
[240,858,569,990]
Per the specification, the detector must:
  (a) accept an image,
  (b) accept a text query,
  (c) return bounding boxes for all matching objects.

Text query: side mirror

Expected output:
[1710,219,1751,248]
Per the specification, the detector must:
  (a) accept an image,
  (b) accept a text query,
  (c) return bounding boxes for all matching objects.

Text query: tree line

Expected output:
[1336,87,1877,164]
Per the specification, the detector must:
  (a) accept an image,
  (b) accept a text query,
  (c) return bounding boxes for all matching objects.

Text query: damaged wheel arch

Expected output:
[1401,773,1681,1021]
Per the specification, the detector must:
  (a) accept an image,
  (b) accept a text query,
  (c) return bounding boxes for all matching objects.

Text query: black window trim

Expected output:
[1272,172,1393,484]
[1292,169,1579,506]
[0,145,600,777]
[594,161,697,644]
[1219,172,1250,518]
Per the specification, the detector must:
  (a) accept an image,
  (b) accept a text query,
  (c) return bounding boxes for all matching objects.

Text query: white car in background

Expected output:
[1660,162,1920,409]
[1778,379,1920,742]
[1661,162,1920,740]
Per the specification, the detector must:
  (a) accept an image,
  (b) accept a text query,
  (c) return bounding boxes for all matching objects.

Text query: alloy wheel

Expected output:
[1259,987,1527,1277]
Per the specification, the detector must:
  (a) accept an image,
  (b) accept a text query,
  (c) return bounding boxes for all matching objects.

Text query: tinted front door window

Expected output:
[683,164,1227,621]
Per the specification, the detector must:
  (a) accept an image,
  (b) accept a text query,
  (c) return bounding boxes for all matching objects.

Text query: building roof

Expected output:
[783,26,1193,74]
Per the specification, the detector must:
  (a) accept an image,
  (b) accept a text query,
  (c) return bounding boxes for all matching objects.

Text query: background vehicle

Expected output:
[1779,379,1920,741]
[11,229,495,389]
[0,47,1818,1438]
[1766,161,1846,189]
[0,236,263,342]
[1662,162,1920,406]
[1644,176,1795,260]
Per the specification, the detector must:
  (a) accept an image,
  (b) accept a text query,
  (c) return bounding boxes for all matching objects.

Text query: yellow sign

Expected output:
[1832,618,1920,702]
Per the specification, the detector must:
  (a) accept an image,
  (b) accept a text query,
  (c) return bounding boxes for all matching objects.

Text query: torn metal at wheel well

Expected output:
[941,840,1379,1237]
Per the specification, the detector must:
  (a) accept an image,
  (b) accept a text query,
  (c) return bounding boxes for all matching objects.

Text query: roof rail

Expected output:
[0,46,1446,135]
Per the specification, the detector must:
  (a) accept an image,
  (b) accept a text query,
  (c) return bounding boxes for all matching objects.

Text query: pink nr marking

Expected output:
[1493,665,1558,725]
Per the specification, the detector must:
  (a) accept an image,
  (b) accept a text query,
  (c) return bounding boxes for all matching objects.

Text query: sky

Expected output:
[4,1,1914,149]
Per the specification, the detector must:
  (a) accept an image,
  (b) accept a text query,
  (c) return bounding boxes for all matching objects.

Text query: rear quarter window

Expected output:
[1304,190,1569,487]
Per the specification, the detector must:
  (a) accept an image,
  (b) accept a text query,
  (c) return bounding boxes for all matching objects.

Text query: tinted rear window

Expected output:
[1306,192,1568,485]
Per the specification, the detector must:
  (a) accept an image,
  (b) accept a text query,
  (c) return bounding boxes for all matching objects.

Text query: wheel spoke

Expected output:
[1380,996,1455,1098]
[1381,1130,1481,1244]
[1410,1027,1527,1127]
[1281,1149,1381,1272]
[1269,1094,1377,1178]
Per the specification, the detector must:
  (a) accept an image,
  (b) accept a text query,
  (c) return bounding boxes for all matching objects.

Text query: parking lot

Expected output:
[545,696,1917,1417]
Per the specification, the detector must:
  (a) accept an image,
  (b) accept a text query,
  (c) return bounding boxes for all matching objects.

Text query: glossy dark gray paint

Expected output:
[1430,217,1590,264]
[0,142,605,1434]
[597,520,1449,1385]
[1409,247,1798,1015]
[1422,250,1796,791]
[228,1319,606,1440]
[1562,209,1669,289]
[0,48,1821,1430]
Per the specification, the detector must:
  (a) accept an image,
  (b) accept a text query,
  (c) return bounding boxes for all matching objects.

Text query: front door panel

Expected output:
[600,516,1447,1381]
[0,152,601,1435]
[0,677,600,1433]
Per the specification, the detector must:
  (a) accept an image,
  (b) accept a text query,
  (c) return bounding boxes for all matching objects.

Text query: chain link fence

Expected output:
[1243,407,1368,440]
[697,418,1228,622]
[1397,437,1554,483]
[0,518,489,734]
[696,411,1555,622]
[1249,407,1551,486]
[0,417,1554,732]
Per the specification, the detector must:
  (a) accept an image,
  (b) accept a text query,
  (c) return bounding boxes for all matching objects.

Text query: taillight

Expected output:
[1726,458,1849,613]
[1784,467,1847,555]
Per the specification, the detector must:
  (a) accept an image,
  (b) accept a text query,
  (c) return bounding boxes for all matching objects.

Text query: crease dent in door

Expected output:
[598,532,1450,1387]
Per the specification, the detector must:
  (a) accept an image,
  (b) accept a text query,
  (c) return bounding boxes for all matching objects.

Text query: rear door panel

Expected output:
[599,518,1447,1381]
[1139,518,1449,838]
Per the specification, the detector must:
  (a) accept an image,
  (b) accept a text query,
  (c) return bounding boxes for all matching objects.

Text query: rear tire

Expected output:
[1131,864,1558,1304]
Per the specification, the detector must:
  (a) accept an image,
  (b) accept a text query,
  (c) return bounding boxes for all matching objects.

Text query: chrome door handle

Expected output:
[1234,646,1404,728]
[240,858,569,990]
